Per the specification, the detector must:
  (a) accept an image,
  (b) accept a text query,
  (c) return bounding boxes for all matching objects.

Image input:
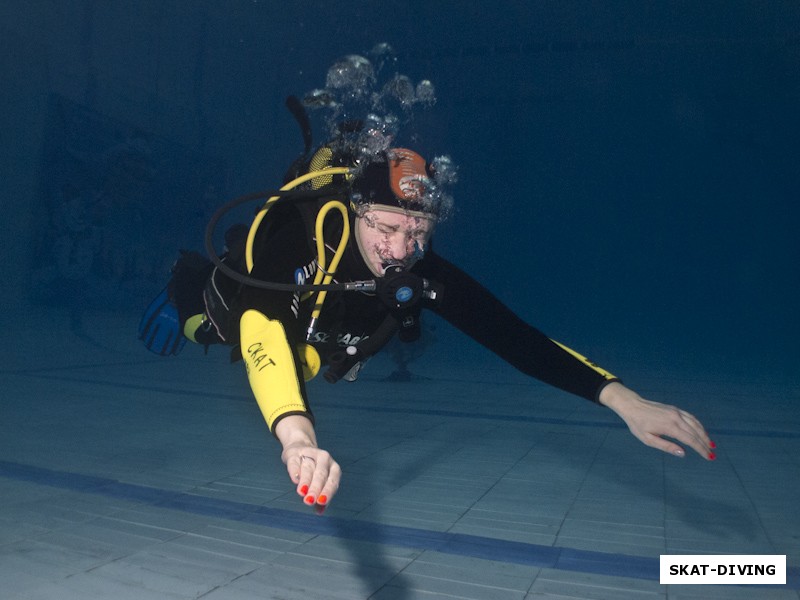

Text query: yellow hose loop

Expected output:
[245,166,352,273]
[308,200,350,320]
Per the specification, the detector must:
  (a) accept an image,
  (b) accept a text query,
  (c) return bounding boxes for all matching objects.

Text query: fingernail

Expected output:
[304,495,315,505]
[300,485,309,495]
[673,449,685,457]
[708,452,716,461]
[317,495,328,505]
[709,440,717,449]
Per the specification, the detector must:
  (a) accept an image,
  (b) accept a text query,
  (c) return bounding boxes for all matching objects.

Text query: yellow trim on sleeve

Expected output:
[550,339,617,381]
[240,309,309,431]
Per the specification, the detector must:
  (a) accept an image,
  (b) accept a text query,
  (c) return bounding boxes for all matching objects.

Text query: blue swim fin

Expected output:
[138,286,187,356]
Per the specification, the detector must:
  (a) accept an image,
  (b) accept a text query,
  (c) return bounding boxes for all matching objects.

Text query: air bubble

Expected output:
[383,75,416,108]
[325,55,375,101]
[299,46,457,220]
[430,155,459,186]
[415,80,436,106]
[356,113,397,158]
[303,89,337,109]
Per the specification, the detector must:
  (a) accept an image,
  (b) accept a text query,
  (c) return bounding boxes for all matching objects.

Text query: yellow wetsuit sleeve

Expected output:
[240,309,311,432]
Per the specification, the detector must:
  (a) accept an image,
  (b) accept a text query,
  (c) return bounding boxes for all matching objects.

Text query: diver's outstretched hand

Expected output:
[599,382,715,460]
[275,416,341,514]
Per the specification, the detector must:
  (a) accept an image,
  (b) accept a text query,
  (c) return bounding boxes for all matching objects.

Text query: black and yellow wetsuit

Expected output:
[205,193,618,435]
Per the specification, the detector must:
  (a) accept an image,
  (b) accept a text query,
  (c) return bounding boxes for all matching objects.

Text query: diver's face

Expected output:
[356,209,435,275]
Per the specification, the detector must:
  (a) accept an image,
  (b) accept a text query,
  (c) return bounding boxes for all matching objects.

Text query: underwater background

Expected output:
[2,3,800,598]
[1,0,798,386]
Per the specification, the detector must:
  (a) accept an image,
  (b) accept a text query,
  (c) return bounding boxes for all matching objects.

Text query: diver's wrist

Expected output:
[274,414,318,449]
[597,381,631,410]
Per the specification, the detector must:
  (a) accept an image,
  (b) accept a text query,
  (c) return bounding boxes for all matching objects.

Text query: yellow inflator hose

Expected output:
[245,167,351,273]
[243,166,352,341]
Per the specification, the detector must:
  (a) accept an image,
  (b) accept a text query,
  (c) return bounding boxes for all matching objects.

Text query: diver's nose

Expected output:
[387,235,412,261]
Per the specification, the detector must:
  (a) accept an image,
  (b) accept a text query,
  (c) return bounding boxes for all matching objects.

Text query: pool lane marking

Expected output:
[1,460,798,588]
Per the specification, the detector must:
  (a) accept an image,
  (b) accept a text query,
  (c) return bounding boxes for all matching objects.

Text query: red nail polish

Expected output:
[708,452,716,461]
[304,495,315,505]
[709,440,717,449]
[317,495,328,505]
[300,485,309,495]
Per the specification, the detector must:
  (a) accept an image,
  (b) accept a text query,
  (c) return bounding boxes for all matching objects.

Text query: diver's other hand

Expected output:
[275,416,341,514]
[599,382,715,460]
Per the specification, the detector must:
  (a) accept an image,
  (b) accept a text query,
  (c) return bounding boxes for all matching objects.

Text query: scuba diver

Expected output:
[139,126,714,515]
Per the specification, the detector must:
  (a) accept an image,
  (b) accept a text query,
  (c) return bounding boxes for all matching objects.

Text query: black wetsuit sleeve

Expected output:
[236,203,316,432]
[421,252,619,403]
